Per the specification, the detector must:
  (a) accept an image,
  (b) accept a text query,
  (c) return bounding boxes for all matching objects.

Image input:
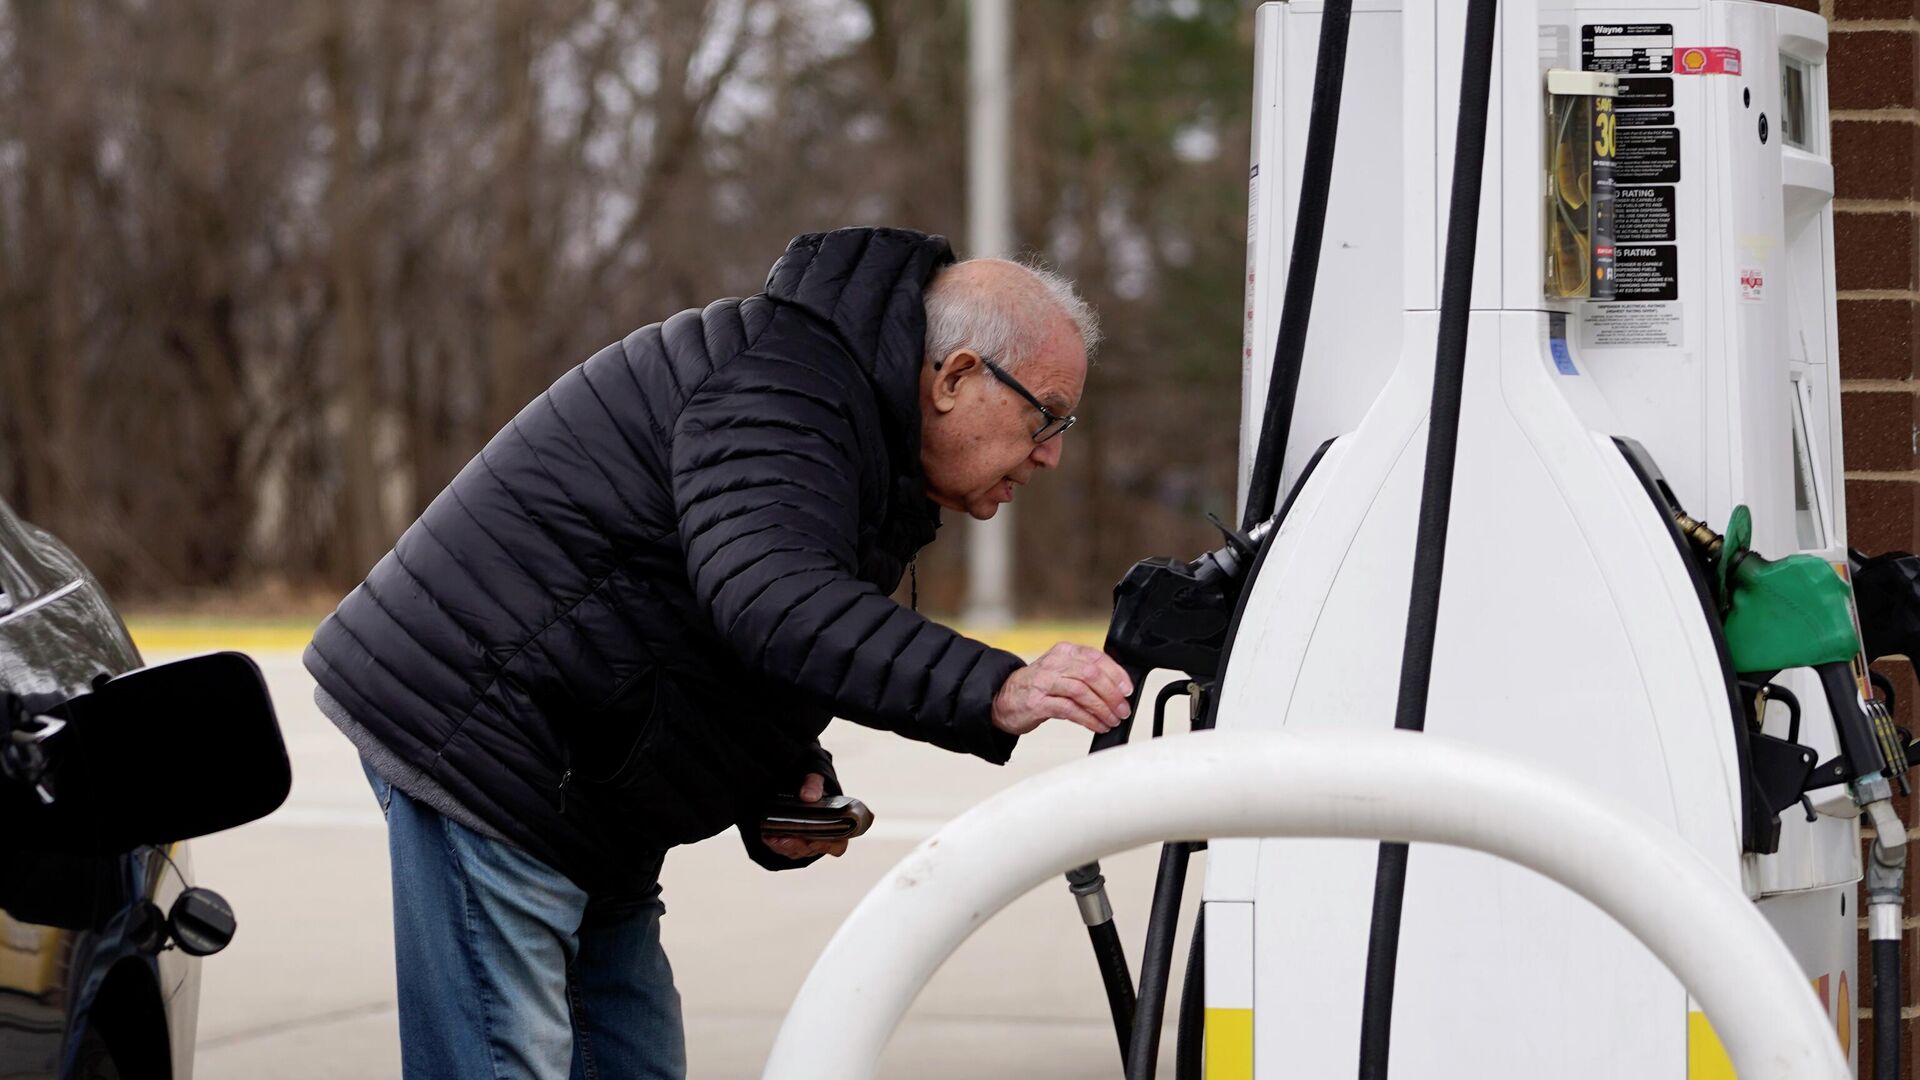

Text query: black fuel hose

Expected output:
[1152,681,1188,739]
[1174,907,1205,1080]
[1124,683,1212,1080]
[1241,0,1357,533]
[1126,842,1194,1080]
[1089,913,1139,1065]
[1355,1,1500,1077]
[1076,674,1197,1077]
[1875,938,1899,1080]
[1067,661,1152,1070]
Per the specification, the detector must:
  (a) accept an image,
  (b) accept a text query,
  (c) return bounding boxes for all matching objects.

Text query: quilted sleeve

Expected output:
[670,350,1024,763]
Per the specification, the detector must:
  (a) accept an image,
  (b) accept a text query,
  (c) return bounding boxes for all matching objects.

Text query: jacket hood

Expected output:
[763,226,954,465]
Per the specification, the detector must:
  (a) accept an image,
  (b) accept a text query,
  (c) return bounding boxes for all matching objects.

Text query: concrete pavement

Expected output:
[179,650,1201,1079]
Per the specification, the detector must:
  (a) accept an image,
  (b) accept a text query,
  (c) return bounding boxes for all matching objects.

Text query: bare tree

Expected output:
[0,0,1254,615]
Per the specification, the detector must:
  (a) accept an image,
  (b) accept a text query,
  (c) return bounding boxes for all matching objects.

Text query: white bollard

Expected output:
[763,730,1847,1080]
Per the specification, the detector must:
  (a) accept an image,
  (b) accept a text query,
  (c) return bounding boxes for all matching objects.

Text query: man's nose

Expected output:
[1030,436,1064,470]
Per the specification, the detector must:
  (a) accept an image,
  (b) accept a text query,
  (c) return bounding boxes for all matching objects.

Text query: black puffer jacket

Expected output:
[305,227,1027,893]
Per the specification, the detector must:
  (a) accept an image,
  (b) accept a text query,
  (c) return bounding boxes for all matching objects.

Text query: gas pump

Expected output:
[1193,1,1918,1077]
[771,1,1920,1076]
[1085,0,1920,1076]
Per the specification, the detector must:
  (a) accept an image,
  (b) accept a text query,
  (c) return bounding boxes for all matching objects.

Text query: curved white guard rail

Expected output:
[763,730,1847,1080]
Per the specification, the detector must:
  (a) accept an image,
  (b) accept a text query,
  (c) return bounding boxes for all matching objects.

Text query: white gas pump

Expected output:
[769,1,1920,1077]
[1211,1,1899,1077]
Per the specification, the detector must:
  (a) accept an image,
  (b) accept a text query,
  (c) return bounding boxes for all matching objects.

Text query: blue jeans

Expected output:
[364,760,686,1080]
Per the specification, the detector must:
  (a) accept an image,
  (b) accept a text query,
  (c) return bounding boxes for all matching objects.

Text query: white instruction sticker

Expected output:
[1579,302,1683,349]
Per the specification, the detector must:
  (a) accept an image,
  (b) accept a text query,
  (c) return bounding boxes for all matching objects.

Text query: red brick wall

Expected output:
[1817,0,1920,1071]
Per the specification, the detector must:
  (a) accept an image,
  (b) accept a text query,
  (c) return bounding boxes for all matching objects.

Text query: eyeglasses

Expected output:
[982,358,1077,443]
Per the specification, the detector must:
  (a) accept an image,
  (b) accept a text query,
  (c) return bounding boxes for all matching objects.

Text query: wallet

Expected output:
[759,794,875,840]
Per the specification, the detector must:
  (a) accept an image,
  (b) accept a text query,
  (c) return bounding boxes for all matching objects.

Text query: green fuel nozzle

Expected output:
[1675,506,1907,809]
[1677,506,1858,671]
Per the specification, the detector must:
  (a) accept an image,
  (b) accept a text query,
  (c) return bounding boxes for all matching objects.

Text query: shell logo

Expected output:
[1672,46,1742,76]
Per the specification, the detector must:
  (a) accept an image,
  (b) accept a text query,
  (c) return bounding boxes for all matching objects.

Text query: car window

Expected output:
[0,550,26,617]
[0,544,30,617]
[0,502,47,616]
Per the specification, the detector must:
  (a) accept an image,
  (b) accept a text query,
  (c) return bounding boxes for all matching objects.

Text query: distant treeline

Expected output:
[0,0,1251,614]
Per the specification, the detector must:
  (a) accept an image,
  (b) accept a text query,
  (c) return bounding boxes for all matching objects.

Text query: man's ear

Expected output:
[929,349,981,415]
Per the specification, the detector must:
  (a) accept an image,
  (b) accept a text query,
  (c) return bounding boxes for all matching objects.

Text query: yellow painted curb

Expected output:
[126,623,317,656]
[961,623,1106,657]
[124,619,1106,660]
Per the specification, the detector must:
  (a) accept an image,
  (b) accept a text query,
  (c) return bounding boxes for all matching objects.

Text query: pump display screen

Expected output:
[1781,59,1811,151]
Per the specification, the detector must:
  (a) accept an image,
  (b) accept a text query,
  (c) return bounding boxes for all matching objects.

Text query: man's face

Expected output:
[919,317,1086,520]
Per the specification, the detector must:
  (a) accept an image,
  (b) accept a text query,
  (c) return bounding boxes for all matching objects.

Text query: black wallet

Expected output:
[759,794,875,840]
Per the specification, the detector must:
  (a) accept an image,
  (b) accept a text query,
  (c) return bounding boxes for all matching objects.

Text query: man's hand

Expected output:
[991,643,1134,736]
[760,772,850,860]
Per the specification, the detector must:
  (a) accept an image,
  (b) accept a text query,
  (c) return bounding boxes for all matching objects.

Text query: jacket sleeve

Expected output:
[671,350,1024,764]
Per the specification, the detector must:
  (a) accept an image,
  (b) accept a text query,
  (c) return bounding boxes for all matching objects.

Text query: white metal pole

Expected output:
[964,0,1015,629]
[763,730,1848,1080]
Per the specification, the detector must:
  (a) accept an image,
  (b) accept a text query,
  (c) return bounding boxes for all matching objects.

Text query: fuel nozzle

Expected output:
[1090,514,1274,757]
[1816,661,1906,805]
[1103,515,1273,681]
[1676,505,1907,804]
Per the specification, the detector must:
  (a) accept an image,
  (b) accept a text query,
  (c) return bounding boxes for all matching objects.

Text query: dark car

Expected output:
[0,497,289,1079]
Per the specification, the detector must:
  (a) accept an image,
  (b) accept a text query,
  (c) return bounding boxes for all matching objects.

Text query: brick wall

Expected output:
[1807,0,1920,1071]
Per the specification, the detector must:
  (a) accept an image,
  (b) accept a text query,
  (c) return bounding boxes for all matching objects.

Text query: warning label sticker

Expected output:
[1616,126,1681,184]
[1582,24,1676,73]
[1617,77,1674,110]
[1613,246,1679,300]
[1617,110,1675,128]
[1586,43,1683,310]
[1615,186,1675,242]
[1580,302,1684,349]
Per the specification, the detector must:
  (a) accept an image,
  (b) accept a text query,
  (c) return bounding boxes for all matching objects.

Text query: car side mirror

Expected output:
[3,651,291,854]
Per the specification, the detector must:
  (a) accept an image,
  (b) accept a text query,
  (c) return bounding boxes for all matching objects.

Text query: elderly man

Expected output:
[304,226,1133,1080]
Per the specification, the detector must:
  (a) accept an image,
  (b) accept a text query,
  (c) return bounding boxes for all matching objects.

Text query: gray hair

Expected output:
[923,258,1101,373]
